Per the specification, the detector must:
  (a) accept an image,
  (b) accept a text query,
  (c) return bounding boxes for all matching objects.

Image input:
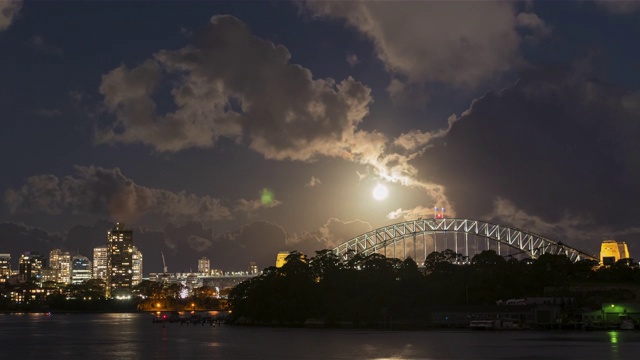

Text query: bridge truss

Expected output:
[332,218,597,264]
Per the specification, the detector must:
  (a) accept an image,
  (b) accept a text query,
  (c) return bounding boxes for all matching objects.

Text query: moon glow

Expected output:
[372,184,389,200]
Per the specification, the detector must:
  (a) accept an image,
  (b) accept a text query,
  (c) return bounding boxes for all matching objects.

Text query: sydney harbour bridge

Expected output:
[332,218,598,264]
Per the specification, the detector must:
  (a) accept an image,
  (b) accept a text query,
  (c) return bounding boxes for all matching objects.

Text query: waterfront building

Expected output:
[0,253,10,283]
[198,257,210,275]
[600,240,630,266]
[106,222,133,297]
[93,246,108,280]
[71,255,92,284]
[19,252,44,282]
[49,249,71,284]
[132,247,143,286]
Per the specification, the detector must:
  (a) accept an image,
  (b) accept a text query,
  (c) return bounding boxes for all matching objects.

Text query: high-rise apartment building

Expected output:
[93,247,108,280]
[198,257,210,275]
[132,247,143,286]
[0,254,10,283]
[106,222,133,297]
[19,252,44,282]
[49,249,71,284]
[71,255,92,284]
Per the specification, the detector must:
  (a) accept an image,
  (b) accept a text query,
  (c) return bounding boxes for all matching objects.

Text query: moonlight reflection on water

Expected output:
[1,313,640,359]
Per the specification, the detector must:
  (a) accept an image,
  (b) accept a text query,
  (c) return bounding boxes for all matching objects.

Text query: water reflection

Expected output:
[3,314,640,359]
[609,331,619,360]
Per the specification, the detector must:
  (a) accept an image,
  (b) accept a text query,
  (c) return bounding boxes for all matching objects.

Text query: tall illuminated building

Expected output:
[93,247,108,280]
[132,247,143,286]
[198,257,210,275]
[600,240,631,266]
[49,249,71,284]
[0,254,11,283]
[106,222,133,297]
[71,255,92,284]
[19,252,43,282]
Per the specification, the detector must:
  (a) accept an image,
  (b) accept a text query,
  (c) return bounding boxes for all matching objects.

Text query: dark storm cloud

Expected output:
[210,221,290,270]
[315,217,372,248]
[0,0,21,31]
[193,218,371,271]
[98,15,373,161]
[152,218,377,271]
[597,0,640,14]
[0,222,63,257]
[305,176,322,188]
[130,221,331,272]
[5,165,232,225]
[209,221,324,270]
[304,1,550,95]
[64,220,115,255]
[5,175,63,215]
[416,65,640,231]
[96,14,455,208]
[26,35,64,59]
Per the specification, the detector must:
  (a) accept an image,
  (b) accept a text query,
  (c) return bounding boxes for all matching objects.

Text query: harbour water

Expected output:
[1,313,640,359]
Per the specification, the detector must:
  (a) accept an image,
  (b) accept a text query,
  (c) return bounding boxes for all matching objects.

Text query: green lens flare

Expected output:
[260,188,275,205]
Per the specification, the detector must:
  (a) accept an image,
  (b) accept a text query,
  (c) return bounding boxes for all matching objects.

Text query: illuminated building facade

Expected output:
[71,255,92,284]
[275,252,305,268]
[49,249,71,284]
[106,223,133,297]
[248,261,258,274]
[0,253,10,283]
[132,247,143,286]
[600,240,630,266]
[93,246,108,280]
[19,252,43,282]
[275,251,289,268]
[198,257,210,275]
[40,268,57,283]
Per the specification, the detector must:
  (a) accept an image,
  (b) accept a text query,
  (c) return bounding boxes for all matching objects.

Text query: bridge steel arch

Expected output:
[332,218,598,263]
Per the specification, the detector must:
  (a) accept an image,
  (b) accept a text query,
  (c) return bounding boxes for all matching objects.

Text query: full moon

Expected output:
[372,184,389,200]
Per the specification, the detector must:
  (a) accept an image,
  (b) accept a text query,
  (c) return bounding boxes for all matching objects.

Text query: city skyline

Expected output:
[0,223,262,276]
[1,1,640,273]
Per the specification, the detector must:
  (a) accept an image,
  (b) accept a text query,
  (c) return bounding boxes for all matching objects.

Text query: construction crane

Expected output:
[161,251,168,273]
[158,252,171,283]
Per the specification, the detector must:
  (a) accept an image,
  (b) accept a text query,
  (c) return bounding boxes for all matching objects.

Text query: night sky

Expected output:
[1,1,640,273]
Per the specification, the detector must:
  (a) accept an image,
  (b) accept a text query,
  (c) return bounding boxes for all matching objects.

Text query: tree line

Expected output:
[228,249,640,326]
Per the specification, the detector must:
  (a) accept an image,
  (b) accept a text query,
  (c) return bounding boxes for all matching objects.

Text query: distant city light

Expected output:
[180,288,189,299]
